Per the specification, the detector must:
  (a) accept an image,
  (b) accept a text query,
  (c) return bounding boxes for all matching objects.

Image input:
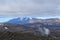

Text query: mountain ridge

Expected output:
[5,17,60,24]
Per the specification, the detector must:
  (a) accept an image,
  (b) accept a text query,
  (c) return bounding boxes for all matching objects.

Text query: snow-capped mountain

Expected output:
[21,17,30,24]
[7,17,31,24]
[1,17,60,25]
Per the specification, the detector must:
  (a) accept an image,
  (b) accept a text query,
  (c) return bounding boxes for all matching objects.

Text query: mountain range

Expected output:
[5,17,60,25]
[0,17,60,36]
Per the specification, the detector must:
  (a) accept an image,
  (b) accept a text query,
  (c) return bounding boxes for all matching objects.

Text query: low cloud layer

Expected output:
[0,0,60,17]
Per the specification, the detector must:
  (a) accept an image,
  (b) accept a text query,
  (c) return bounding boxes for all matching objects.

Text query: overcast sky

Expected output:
[0,0,60,18]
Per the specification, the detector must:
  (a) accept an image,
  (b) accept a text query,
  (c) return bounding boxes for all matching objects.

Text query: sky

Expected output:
[0,0,60,18]
[0,0,60,22]
[0,17,13,22]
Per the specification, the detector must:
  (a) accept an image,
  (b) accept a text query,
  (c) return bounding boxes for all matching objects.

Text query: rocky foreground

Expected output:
[0,31,59,40]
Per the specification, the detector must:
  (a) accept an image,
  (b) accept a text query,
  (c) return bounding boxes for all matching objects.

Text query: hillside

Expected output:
[0,23,59,40]
[0,31,57,40]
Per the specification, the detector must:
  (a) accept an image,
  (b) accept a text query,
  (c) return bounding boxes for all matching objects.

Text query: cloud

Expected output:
[0,0,60,17]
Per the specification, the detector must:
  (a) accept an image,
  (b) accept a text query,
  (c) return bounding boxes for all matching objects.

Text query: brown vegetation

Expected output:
[0,31,59,40]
